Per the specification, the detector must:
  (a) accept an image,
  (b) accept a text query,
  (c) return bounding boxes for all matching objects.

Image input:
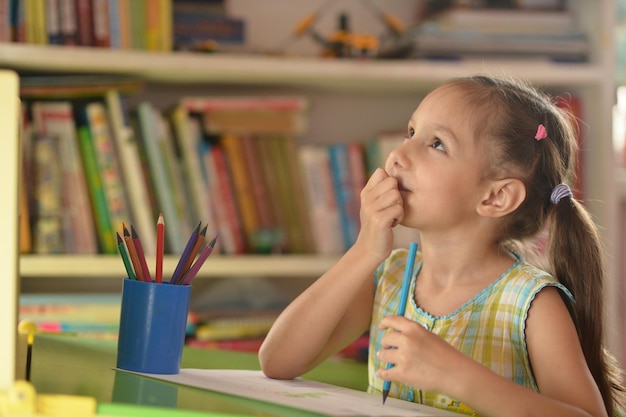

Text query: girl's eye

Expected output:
[431,138,445,151]
[406,128,415,139]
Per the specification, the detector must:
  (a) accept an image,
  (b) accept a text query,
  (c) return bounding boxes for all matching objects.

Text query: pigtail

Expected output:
[548,196,625,415]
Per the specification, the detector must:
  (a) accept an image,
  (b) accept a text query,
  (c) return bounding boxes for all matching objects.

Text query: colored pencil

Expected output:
[116,232,136,281]
[155,213,164,284]
[382,241,418,404]
[170,222,201,284]
[123,224,144,282]
[131,224,152,282]
[180,235,218,286]
[180,223,207,279]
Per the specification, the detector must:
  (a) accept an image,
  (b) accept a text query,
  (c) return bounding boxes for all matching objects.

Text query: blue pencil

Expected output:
[382,241,418,404]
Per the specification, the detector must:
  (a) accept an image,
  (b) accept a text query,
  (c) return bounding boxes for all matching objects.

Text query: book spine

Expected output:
[31,101,98,254]
[220,133,260,251]
[158,0,172,51]
[106,89,157,255]
[144,0,160,50]
[329,143,359,250]
[0,0,9,42]
[106,0,120,48]
[91,0,110,47]
[45,0,63,44]
[298,145,344,255]
[74,0,93,46]
[32,134,65,253]
[58,0,77,44]
[202,142,245,255]
[170,106,217,237]
[76,124,116,253]
[136,102,185,254]
[85,102,131,236]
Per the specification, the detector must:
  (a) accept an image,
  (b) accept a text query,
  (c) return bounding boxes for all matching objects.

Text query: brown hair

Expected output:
[446,75,624,415]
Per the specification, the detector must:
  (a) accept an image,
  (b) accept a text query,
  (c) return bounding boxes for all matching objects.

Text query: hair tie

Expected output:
[550,183,573,204]
[535,124,547,141]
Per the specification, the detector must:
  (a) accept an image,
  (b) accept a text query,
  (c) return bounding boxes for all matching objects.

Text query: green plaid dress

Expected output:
[368,248,573,416]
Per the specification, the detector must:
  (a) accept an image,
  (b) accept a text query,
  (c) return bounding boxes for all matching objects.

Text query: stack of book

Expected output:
[409,6,589,62]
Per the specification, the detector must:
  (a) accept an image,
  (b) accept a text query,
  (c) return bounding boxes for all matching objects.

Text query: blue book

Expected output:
[329,143,359,250]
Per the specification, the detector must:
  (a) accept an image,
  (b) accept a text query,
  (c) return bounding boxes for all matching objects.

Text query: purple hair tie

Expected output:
[550,183,573,204]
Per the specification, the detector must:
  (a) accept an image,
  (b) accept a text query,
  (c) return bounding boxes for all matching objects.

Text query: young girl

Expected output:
[258,75,625,417]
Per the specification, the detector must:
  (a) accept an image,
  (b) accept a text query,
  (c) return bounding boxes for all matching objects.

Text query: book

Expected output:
[83,101,132,239]
[58,0,78,45]
[240,134,274,234]
[298,144,344,255]
[181,96,309,136]
[0,0,10,42]
[105,89,157,255]
[170,105,217,239]
[220,133,260,251]
[155,108,195,236]
[75,122,116,254]
[31,101,98,254]
[329,143,359,251]
[91,0,110,47]
[31,133,64,254]
[199,140,246,255]
[74,0,93,46]
[45,0,63,44]
[136,101,185,254]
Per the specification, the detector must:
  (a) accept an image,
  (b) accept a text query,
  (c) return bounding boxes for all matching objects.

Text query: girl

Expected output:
[258,75,625,417]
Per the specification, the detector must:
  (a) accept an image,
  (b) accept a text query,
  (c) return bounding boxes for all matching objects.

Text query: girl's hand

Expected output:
[376,315,468,396]
[354,168,404,260]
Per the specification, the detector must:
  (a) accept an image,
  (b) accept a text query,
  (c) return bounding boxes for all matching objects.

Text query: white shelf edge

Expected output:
[0,43,606,92]
[19,254,340,279]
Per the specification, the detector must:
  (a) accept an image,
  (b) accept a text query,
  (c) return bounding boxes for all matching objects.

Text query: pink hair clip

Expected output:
[535,124,547,141]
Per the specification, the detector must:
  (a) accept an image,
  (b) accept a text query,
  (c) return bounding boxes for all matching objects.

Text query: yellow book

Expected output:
[220,133,260,251]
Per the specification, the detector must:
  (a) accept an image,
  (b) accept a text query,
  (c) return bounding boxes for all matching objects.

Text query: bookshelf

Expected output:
[4,0,622,363]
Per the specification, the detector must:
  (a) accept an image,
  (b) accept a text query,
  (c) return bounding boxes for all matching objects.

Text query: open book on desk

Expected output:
[125,369,457,417]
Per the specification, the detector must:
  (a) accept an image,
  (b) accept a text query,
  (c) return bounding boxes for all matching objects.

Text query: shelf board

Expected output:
[19,254,340,280]
[0,43,605,93]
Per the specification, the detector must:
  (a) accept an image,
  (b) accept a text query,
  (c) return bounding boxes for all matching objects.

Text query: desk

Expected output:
[30,334,368,416]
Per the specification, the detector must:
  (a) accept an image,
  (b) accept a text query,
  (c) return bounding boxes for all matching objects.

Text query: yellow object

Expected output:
[37,394,96,417]
[18,321,37,345]
[0,380,96,417]
[0,381,36,416]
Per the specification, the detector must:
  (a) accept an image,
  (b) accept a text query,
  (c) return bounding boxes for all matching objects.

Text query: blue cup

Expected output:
[117,279,191,374]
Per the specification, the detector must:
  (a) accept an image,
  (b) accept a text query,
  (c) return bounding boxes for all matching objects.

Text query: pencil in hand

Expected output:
[382,241,418,404]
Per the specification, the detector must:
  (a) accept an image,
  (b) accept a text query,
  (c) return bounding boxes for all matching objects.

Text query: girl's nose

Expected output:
[385,146,406,175]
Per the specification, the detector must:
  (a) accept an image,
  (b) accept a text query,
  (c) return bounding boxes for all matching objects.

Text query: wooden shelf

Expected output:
[0,43,606,93]
[19,254,340,280]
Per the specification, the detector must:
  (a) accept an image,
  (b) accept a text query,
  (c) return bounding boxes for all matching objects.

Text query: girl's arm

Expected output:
[377,286,608,417]
[259,168,404,379]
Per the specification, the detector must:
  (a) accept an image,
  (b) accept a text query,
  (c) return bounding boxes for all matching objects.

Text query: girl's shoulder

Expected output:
[497,258,574,304]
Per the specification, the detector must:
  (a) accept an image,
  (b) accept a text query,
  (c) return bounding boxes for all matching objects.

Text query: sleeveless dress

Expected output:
[367,248,574,416]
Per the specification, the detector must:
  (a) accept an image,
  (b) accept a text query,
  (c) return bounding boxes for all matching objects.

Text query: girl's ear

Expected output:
[477,179,526,218]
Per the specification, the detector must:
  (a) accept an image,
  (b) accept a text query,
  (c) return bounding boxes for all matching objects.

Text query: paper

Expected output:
[131,369,458,417]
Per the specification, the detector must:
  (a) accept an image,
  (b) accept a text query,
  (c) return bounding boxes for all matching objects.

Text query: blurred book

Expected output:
[410,7,588,62]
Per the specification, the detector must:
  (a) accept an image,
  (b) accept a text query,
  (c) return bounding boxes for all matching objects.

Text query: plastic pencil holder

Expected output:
[117,278,191,374]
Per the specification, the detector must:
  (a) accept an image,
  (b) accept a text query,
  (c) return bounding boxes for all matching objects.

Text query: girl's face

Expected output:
[384,85,495,233]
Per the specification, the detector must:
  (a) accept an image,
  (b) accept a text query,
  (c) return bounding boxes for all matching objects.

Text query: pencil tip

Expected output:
[209,235,218,248]
[200,224,208,235]
[382,390,389,405]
